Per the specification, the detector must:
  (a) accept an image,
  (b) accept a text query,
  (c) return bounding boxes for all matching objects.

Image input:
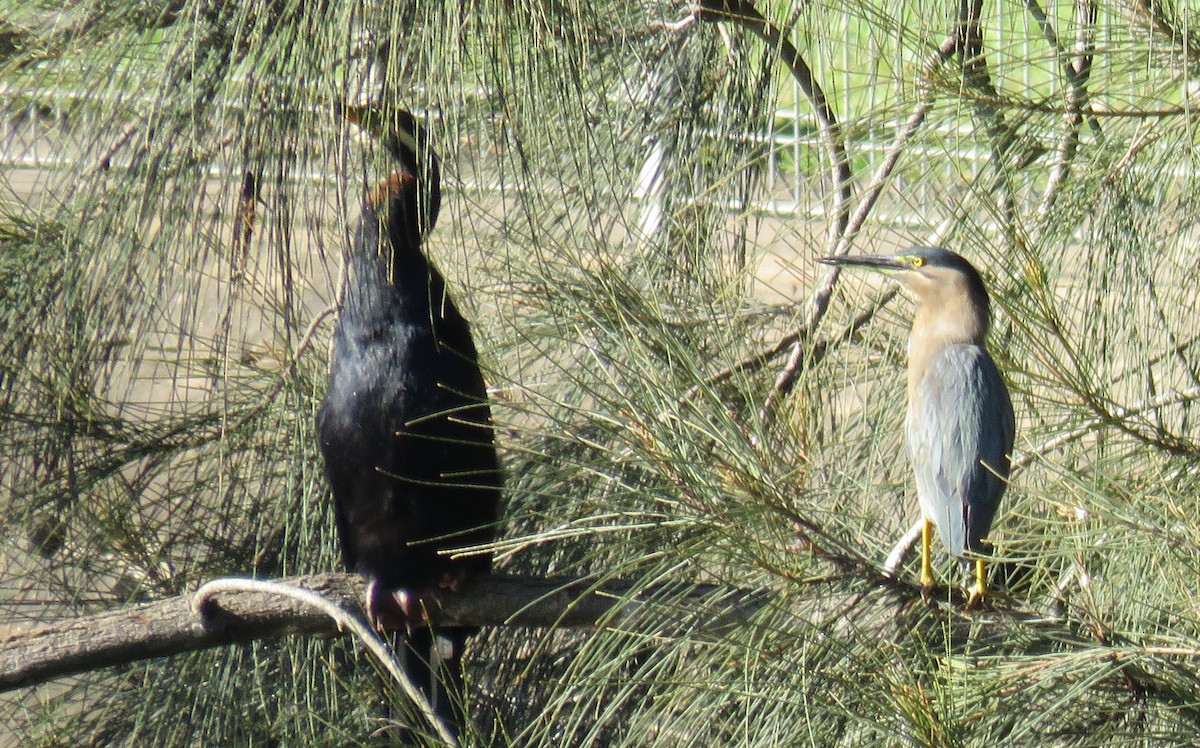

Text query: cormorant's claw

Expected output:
[365,579,458,633]
[365,579,411,632]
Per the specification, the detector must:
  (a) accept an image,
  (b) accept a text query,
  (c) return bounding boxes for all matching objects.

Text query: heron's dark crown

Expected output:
[894,246,983,279]
[897,246,990,306]
[819,246,990,302]
[819,245,994,342]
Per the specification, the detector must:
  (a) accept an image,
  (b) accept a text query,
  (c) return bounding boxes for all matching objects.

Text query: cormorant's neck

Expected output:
[341,213,446,325]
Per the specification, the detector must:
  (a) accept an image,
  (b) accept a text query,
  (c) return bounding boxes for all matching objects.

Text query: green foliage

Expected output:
[4,0,1200,745]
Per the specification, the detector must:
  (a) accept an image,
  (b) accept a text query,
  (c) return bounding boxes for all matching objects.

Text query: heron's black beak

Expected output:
[817,255,905,273]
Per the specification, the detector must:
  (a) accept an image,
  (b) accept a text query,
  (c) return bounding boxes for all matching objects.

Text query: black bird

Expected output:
[317,107,500,735]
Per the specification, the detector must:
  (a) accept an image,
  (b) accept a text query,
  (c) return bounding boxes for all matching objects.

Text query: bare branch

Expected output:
[0,573,764,694]
[679,287,899,403]
[192,578,459,747]
[759,36,959,419]
[687,0,852,249]
[91,121,141,174]
[1023,0,1102,138]
[1011,385,1200,474]
[883,521,924,578]
[1034,0,1097,225]
[7,560,1198,717]
[1126,0,1200,63]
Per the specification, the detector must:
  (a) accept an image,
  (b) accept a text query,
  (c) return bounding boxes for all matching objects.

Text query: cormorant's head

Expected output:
[343,104,442,246]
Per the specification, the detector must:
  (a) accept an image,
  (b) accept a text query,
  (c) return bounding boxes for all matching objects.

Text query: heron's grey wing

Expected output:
[907,344,1015,556]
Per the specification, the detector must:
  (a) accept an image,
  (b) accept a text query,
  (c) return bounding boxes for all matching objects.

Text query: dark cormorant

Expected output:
[317,107,500,735]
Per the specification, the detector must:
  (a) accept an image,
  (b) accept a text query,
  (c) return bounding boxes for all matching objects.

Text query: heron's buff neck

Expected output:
[906,277,991,394]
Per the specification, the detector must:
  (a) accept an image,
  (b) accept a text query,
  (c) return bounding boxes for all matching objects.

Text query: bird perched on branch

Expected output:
[317,105,500,735]
[819,247,1015,606]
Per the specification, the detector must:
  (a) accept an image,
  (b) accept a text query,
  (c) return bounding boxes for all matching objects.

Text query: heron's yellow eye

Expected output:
[909,256,925,269]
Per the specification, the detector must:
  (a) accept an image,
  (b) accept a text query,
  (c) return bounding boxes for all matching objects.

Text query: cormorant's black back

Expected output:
[315,112,499,736]
[317,216,499,588]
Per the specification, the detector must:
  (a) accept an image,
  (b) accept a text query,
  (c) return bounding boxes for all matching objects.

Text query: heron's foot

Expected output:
[964,581,988,610]
[918,577,937,605]
[918,520,937,599]
[964,559,989,610]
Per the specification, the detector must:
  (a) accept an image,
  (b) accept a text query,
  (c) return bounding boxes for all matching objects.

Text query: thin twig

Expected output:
[193,578,459,747]
[679,287,899,403]
[1034,0,1096,225]
[1010,385,1200,474]
[955,0,1022,231]
[91,121,141,174]
[931,90,1191,119]
[1110,324,1198,385]
[759,35,959,421]
[662,0,877,420]
[883,521,924,578]
[219,304,338,437]
[1023,0,1102,138]
[681,328,801,403]
[687,0,852,249]
[1126,0,1200,61]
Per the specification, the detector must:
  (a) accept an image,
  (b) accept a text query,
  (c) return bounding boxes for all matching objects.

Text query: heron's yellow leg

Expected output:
[966,559,988,607]
[919,519,935,588]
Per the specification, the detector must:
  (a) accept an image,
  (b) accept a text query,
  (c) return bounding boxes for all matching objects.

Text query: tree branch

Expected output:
[1011,384,1200,473]
[679,287,899,403]
[687,0,852,250]
[1023,0,1102,139]
[7,563,1198,721]
[759,35,959,419]
[0,573,763,694]
[1126,0,1200,64]
[1034,0,1096,225]
[192,577,459,747]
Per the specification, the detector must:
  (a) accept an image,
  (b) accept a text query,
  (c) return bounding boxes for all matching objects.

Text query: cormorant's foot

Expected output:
[365,579,411,632]
[365,580,450,633]
[438,569,469,593]
[394,587,437,628]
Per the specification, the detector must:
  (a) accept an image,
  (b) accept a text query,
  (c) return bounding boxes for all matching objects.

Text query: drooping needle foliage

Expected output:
[3,0,1200,744]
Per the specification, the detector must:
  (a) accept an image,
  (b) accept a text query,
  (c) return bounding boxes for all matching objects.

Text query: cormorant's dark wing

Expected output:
[317,110,500,740]
[317,209,500,588]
